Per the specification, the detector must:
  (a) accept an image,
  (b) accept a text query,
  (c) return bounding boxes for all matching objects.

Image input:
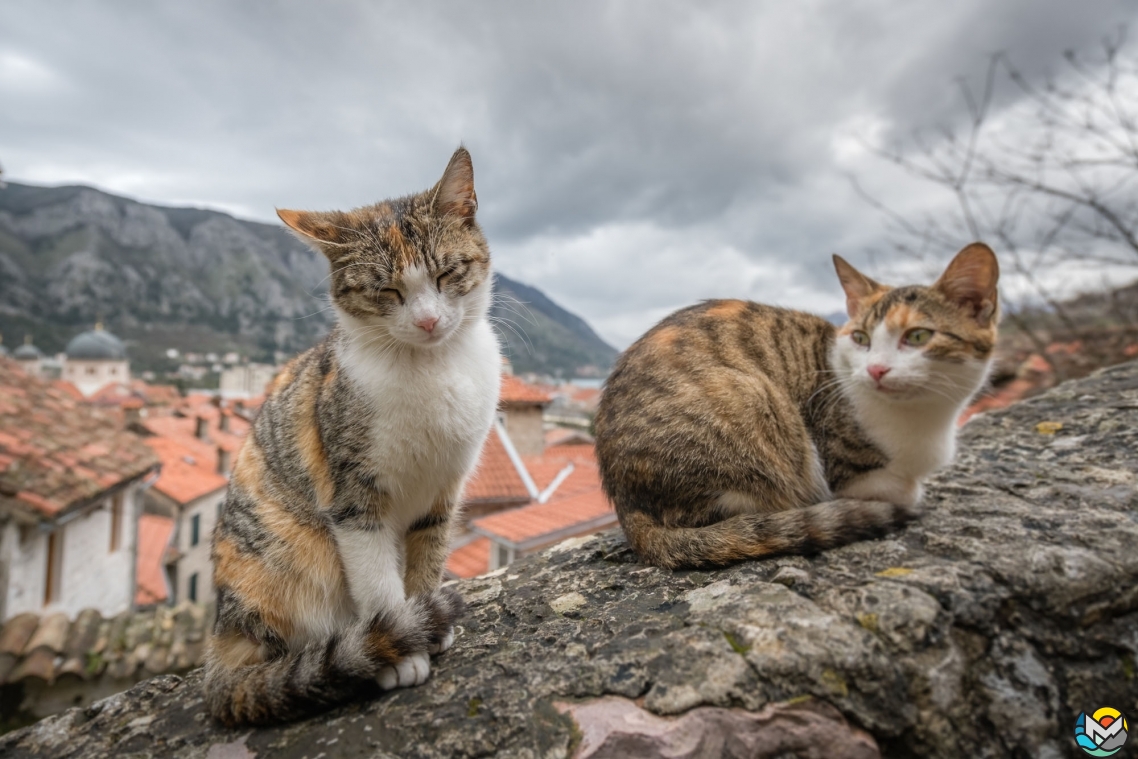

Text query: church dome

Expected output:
[66,326,127,360]
[13,341,42,360]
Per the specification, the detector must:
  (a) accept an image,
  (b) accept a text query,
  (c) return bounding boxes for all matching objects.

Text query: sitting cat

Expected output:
[203,147,501,726]
[595,243,998,569]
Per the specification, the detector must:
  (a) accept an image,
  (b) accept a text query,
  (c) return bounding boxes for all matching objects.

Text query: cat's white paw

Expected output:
[428,626,455,655]
[377,651,431,691]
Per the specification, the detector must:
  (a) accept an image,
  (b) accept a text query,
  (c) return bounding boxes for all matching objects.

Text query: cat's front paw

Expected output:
[377,651,430,690]
[428,626,455,655]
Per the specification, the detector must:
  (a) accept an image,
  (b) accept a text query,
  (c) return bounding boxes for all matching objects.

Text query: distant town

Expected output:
[0,324,610,725]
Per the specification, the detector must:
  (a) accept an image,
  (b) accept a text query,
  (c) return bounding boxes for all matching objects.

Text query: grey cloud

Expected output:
[2,0,1136,347]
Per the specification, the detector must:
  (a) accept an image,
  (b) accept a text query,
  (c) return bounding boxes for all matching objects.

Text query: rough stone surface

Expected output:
[3,362,1137,758]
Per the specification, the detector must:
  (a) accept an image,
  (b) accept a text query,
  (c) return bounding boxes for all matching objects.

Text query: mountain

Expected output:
[0,182,616,377]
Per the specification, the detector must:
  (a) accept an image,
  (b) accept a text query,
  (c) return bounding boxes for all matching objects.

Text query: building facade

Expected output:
[0,358,159,621]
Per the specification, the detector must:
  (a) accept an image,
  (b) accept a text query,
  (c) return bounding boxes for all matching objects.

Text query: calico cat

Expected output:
[203,148,501,726]
[595,243,998,569]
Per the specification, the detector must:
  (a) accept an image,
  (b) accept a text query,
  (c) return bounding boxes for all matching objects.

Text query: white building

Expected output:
[218,363,277,400]
[62,325,131,397]
[138,402,249,605]
[0,357,159,621]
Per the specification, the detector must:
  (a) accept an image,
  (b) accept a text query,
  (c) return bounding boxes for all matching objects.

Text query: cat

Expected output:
[595,243,999,569]
[203,147,502,726]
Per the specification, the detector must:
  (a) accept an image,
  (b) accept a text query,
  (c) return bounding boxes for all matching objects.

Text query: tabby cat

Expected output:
[203,148,501,726]
[595,243,999,569]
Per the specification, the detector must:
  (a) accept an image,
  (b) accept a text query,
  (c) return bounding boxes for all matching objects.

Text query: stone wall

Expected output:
[3,362,1137,758]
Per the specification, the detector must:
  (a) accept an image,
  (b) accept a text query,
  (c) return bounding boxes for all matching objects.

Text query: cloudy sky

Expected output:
[4,1,1138,347]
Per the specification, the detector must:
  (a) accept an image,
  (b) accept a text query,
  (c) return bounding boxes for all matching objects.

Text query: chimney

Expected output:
[123,406,142,425]
[217,446,232,476]
[219,411,231,434]
[195,416,209,441]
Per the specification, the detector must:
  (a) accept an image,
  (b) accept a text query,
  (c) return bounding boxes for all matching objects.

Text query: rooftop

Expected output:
[0,603,209,687]
[135,515,175,607]
[0,358,158,519]
[138,403,249,506]
[462,424,532,504]
[445,537,490,579]
[471,458,614,548]
[500,374,553,406]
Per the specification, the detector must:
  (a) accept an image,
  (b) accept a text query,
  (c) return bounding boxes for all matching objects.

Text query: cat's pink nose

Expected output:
[868,364,891,383]
[415,316,439,334]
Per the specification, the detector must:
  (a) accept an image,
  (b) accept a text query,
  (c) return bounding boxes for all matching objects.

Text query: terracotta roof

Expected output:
[135,515,175,606]
[0,358,159,519]
[500,374,552,406]
[471,485,615,548]
[463,426,531,504]
[471,443,614,548]
[133,381,182,406]
[0,603,209,686]
[446,537,490,579]
[139,410,247,505]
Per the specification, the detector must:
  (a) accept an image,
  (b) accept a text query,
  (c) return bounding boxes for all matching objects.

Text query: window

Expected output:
[190,513,201,547]
[45,530,63,605]
[188,572,199,603]
[109,493,123,552]
[86,366,96,375]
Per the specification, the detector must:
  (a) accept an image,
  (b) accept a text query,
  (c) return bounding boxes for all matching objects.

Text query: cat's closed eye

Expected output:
[381,288,404,305]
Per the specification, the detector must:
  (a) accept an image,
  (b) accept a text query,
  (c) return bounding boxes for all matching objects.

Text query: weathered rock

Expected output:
[3,362,1138,758]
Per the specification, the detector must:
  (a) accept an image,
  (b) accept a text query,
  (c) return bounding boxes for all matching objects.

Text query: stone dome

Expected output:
[13,342,42,360]
[66,327,127,361]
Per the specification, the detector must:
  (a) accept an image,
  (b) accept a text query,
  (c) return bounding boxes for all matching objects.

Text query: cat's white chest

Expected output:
[840,398,958,507]
[341,321,501,522]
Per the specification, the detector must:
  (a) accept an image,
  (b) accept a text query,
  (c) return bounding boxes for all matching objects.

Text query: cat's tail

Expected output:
[203,587,466,727]
[619,499,915,570]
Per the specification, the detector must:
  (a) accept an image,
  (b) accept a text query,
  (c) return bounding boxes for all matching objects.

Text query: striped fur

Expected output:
[204,589,465,726]
[595,243,999,569]
[205,148,499,726]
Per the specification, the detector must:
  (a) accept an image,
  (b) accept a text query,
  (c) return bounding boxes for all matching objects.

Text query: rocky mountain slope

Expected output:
[3,362,1136,758]
[0,182,616,376]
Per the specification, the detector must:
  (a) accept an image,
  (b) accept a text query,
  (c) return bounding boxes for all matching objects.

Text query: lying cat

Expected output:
[595,243,998,569]
[204,148,500,726]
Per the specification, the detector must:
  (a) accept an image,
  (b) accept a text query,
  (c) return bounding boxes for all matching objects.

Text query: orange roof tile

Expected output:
[140,411,246,505]
[145,437,228,505]
[446,537,490,579]
[135,515,174,606]
[0,358,158,518]
[500,374,552,406]
[471,486,615,547]
[463,426,531,503]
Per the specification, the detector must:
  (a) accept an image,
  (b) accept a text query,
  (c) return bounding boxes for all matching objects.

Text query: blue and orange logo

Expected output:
[1075,707,1129,756]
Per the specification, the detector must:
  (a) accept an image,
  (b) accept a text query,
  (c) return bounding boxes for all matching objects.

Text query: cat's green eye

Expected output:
[904,328,933,346]
[851,330,870,347]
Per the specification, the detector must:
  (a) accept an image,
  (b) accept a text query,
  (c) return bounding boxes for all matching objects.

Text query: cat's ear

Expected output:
[934,243,1000,326]
[277,209,350,248]
[833,255,886,318]
[432,147,478,223]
